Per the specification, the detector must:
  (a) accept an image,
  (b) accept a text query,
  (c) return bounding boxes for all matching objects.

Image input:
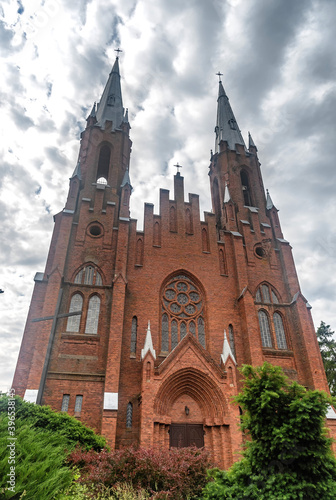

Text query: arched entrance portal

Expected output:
[151,367,232,466]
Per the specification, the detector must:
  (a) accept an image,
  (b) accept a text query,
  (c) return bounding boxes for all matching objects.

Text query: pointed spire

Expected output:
[71,160,81,180]
[221,330,236,365]
[141,321,156,360]
[266,189,275,210]
[89,102,96,118]
[122,108,129,124]
[95,56,124,130]
[223,183,232,203]
[248,131,257,151]
[215,77,246,153]
[120,169,132,190]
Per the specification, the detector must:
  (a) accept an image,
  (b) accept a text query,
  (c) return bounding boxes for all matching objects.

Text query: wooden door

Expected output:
[170,424,204,448]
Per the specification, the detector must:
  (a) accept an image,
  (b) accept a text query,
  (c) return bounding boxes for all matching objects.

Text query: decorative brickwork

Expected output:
[12,58,335,468]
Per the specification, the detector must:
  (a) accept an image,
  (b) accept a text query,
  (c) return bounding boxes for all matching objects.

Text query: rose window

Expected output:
[161,274,205,352]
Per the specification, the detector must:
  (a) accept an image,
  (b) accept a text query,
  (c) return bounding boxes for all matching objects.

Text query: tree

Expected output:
[202,362,336,500]
[317,321,336,397]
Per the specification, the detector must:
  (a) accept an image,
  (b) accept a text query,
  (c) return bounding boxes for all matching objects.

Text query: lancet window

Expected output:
[66,294,83,332]
[85,295,101,334]
[161,274,206,353]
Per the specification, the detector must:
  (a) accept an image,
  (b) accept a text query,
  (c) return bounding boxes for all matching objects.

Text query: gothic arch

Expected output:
[96,143,112,183]
[154,367,227,421]
[255,281,281,304]
[72,262,104,286]
[159,271,207,352]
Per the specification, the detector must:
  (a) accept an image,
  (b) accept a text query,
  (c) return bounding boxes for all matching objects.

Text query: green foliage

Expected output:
[317,321,336,397]
[68,445,211,499]
[0,395,106,451]
[202,362,336,500]
[58,481,150,499]
[0,416,73,500]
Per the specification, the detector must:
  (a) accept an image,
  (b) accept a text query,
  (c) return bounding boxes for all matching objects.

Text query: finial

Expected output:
[216,71,223,83]
[114,48,123,58]
[174,162,182,174]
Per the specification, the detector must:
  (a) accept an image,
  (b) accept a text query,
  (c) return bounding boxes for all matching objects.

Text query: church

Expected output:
[12,55,335,468]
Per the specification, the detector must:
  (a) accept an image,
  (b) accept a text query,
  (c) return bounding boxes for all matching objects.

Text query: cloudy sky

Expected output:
[1,0,335,393]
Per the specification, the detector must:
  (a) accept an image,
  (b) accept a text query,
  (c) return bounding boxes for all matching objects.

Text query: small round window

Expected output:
[255,246,265,258]
[88,224,103,237]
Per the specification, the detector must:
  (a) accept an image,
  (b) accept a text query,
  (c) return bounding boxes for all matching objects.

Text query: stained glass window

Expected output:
[198,317,205,348]
[274,313,287,349]
[171,320,178,349]
[85,296,100,334]
[258,310,272,348]
[262,284,271,303]
[161,275,206,352]
[161,313,169,352]
[66,294,83,332]
[75,395,83,414]
[61,394,70,412]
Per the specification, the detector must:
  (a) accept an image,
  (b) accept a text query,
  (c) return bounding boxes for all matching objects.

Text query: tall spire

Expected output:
[215,77,246,153]
[266,189,275,210]
[95,56,124,130]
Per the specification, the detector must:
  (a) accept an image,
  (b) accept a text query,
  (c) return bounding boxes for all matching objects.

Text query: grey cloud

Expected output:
[10,105,35,130]
[45,146,67,165]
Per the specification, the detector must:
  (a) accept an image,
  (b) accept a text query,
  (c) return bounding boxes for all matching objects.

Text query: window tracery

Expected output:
[255,283,280,304]
[161,274,206,352]
[74,265,102,286]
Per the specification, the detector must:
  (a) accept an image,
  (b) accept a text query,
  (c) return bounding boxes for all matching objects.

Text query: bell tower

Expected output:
[209,76,266,233]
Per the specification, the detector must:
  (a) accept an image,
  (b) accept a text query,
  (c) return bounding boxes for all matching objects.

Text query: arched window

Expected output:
[170,206,177,232]
[229,324,236,357]
[255,283,280,304]
[171,319,178,349]
[161,313,169,352]
[161,274,206,353]
[66,294,83,332]
[130,316,137,355]
[126,402,133,428]
[96,145,111,183]
[74,265,102,286]
[273,313,287,350]
[240,170,252,206]
[202,228,209,252]
[85,295,100,334]
[198,317,205,348]
[258,310,272,348]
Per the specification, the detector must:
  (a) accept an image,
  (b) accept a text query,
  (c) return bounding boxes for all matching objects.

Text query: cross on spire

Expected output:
[216,71,223,82]
[174,162,182,174]
[114,48,123,58]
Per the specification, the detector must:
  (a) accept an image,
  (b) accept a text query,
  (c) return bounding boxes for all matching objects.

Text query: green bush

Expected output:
[0,416,73,500]
[68,445,212,499]
[202,363,336,499]
[0,395,106,451]
[58,481,150,499]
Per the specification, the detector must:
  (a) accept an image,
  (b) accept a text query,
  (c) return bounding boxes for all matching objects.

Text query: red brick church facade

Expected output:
[12,56,335,467]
